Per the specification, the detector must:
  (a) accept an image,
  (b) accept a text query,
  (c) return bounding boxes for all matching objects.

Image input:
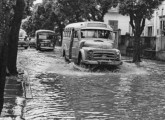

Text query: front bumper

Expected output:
[83,60,123,66]
[18,44,28,47]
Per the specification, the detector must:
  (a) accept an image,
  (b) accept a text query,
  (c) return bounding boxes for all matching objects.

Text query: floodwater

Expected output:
[17,47,165,120]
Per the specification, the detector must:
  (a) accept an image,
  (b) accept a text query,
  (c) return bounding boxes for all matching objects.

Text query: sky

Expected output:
[33,0,42,5]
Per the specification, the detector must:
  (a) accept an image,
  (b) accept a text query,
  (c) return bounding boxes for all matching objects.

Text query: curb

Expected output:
[0,68,32,120]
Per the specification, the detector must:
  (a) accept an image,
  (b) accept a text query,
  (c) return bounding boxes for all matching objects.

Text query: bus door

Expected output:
[69,29,79,59]
[71,30,79,59]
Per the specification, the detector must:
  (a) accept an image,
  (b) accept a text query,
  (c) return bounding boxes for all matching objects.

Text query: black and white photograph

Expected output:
[1,0,165,119]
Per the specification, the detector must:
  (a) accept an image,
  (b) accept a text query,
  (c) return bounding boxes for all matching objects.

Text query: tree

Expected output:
[0,0,15,114]
[57,0,116,22]
[22,0,117,45]
[0,0,35,114]
[7,0,26,75]
[118,0,163,63]
[50,0,116,43]
[7,0,35,75]
[82,0,116,21]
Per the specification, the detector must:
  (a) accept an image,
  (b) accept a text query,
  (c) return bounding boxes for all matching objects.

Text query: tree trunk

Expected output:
[0,43,8,114]
[7,0,25,75]
[133,19,141,63]
[133,34,141,63]
[60,28,63,46]
[0,1,11,114]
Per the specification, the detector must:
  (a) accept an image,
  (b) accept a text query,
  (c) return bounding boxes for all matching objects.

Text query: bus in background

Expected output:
[61,21,122,67]
[35,30,56,51]
[18,29,29,49]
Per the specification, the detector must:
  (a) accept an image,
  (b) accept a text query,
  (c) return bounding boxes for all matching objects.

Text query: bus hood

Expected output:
[81,39,114,49]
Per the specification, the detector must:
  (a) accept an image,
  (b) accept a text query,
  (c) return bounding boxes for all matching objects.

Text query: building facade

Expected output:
[104,2,165,60]
[104,6,130,36]
[145,1,165,60]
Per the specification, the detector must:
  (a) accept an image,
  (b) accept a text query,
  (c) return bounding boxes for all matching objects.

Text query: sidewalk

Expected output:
[0,69,27,120]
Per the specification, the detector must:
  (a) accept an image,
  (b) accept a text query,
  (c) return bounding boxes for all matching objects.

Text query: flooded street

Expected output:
[17,47,165,120]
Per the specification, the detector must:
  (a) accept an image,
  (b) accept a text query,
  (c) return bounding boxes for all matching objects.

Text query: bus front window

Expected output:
[81,29,112,39]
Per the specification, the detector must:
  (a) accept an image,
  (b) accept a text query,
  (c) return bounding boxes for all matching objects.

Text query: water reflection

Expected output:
[20,48,165,119]
[59,75,121,119]
[25,73,76,120]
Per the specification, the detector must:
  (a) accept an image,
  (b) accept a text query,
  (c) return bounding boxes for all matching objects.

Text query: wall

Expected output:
[118,35,157,58]
[104,11,130,35]
[156,36,165,51]
[156,51,165,61]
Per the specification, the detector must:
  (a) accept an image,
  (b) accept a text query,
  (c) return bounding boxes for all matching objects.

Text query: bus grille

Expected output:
[92,51,117,60]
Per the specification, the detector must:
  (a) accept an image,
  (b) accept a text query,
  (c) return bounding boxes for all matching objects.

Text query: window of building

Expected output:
[148,26,152,36]
[109,20,118,30]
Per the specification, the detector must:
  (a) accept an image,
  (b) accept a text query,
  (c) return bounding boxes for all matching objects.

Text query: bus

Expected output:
[61,21,122,67]
[35,30,56,51]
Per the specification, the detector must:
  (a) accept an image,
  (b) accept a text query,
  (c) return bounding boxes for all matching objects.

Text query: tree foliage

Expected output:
[23,0,116,44]
[57,0,115,22]
[118,0,164,62]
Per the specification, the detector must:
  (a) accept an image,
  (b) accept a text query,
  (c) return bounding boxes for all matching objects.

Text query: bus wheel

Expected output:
[36,46,41,51]
[36,46,38,50]
[64,52,69,63]
[24,46,28,49]
[78,55,86,68]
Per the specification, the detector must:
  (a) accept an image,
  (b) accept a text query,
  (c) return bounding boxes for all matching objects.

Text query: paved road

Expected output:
[16,47,165,120]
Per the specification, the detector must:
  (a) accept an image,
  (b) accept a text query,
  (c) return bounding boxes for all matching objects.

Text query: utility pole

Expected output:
[161,8,164,50]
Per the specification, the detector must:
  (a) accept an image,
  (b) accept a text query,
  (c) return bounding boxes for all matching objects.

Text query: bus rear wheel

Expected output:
[63,51,69,62]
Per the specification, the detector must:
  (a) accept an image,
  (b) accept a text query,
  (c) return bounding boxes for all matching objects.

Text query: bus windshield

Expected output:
[81,29,112,39]
[38,33,55,40]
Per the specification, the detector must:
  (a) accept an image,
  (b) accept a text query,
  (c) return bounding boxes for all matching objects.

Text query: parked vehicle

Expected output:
[29,37,36,48]
[18,29,29,49]
[35,30,56,51]
[18,36,29,49]
[62,21,122,67]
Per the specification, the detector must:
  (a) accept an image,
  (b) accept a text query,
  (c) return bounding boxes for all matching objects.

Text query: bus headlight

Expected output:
[116,50,121,60]
[50,43,53,47]
[116,50,120,55]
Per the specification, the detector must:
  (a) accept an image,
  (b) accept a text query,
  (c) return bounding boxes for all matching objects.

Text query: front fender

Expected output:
[79,49,86,61]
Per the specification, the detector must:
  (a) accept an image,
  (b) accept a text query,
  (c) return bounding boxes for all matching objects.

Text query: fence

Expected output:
[118,35,156,59]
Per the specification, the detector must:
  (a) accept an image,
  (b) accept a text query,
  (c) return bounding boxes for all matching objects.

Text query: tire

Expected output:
[78,55,86,68]
[36,46,41,51]
[63,51,69,63]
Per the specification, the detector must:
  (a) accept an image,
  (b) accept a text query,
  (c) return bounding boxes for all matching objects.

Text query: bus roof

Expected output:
[35,29,55,34]
[65,21,113,31]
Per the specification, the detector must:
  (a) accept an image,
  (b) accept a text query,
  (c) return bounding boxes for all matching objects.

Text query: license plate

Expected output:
[100,61,108,64]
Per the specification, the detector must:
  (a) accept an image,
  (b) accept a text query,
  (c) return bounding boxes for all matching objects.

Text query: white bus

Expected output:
[61,21,122,67]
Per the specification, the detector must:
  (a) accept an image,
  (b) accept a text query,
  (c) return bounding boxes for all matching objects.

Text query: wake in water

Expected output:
[47,60,148,76]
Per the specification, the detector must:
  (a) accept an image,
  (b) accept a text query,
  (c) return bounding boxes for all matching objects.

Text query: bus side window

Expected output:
[69,31,71,37]
[74,31,78,38]
[81,32,84,38]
